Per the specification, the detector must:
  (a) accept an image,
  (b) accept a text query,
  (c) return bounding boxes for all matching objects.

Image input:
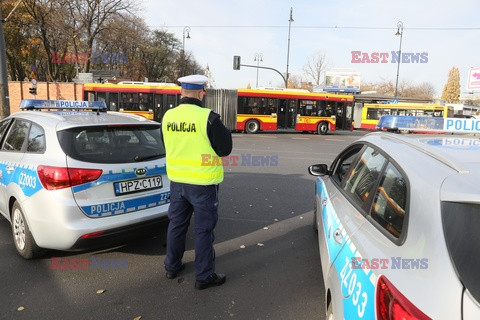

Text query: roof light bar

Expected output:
[377,115,480,134]
[20,99,107,111]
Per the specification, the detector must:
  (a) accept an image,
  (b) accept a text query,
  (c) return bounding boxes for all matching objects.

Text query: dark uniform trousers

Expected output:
[164,181,219,281]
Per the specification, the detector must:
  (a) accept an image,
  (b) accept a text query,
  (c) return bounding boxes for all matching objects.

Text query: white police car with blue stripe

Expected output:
[0,100,170,259]
[309,131,480,320]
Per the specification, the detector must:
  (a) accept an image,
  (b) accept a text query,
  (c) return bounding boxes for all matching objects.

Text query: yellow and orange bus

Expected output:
[237,88,354,134]
[354,103,454,130]
[83,83,355,134]
[83,82,181,122]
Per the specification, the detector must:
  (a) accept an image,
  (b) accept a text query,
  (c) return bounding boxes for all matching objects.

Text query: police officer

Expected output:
[162,74,232,290]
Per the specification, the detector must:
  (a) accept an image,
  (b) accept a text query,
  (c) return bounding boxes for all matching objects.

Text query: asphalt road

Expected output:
[0,130,366,320]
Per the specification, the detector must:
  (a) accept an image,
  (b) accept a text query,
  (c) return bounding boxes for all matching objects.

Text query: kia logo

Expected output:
[136,168,147,176]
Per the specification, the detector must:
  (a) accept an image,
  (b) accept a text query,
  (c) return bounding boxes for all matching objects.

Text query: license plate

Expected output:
[114,175,163,196]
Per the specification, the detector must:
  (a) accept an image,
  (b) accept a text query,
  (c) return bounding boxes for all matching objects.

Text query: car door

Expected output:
[316,144,365,274]
[326,145,388,319]
[0,119,32,217]
[0,118,14,217]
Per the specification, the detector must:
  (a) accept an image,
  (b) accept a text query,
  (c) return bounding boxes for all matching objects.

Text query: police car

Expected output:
[0,100,170,259]
[308,132,480,319]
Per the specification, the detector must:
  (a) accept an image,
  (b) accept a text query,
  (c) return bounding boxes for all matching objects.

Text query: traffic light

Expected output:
[29,87,37,95]
[233,55,241,70]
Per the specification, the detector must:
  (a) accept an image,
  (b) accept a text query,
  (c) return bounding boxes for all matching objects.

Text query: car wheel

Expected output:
[317,122,328,135]
[11,202,41,259]
[326,301,333,320]
[245,120,260,134]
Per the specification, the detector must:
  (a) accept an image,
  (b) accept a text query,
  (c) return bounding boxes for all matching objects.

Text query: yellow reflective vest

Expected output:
[162,104,224,185]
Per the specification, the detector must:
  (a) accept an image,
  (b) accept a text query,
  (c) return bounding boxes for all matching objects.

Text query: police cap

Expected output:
[178,74,208,90]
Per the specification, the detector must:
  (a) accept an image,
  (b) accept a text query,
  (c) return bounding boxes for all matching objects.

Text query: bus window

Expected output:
[138,93,153,111]
[237,97,248,114]
[97,92,106,104]
[108,92,118,111]
[326,102,335,116]
[166,94,177,110]
[249,97,263,114]
[367,108,379,120]
[299,100,316,116]
[120,93,139,111]
[318,101,333,117]
[346,103,353,121]
[288,100,297,128]
[267,99,276,114]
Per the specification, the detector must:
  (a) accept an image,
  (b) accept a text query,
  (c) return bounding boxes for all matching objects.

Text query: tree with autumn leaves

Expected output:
[1,0,202,82]
[441,67,461,103]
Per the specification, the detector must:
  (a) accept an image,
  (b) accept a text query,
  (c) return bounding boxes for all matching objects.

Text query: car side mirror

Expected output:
[308,164,329,176]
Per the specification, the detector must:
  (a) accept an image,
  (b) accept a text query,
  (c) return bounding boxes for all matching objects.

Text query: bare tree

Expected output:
[361,79,435,100]
[22,0,72,81]
[302,51,328,86]
[66,0,136,72]
[3,0,207,84]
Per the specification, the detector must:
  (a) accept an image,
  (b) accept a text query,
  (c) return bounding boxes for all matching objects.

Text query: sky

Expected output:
[140,0,479,98]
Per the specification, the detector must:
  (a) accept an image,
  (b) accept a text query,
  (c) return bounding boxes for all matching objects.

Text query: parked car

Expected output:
[0,100,170,259]
[308,131,480,320]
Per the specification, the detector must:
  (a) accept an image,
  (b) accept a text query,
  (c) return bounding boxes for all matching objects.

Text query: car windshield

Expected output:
[442,201,480,304]
[57,124,165,164]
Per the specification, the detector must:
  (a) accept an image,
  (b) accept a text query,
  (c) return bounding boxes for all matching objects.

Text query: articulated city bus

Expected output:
[355,103,454,130]
[83,83,355,134]
[236,88,354,134]
[82,82,181,122]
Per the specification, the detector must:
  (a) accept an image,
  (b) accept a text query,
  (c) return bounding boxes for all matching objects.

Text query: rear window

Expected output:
[442,202,480,303]
[57,125,165,163]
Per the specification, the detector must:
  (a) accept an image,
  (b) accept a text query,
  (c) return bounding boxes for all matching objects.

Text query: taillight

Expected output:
[376,275,431,320]
[38,166,103,190]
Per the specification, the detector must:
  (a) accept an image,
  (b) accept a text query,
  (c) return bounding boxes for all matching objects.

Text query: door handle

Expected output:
[333,228,343,244]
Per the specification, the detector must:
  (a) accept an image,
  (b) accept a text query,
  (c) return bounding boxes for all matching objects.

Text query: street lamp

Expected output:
[285,7,294,88]
[254,53,263,88]
[394,21,403,99]
[182,26,191,76]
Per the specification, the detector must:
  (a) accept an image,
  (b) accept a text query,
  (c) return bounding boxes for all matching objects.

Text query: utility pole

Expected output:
[0,9,11,118]
[285,7,294,88]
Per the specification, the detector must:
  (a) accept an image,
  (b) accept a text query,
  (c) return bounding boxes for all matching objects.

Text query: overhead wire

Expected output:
[148,25,480,31]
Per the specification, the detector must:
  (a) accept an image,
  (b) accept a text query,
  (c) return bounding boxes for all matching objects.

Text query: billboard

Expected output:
[467,67,480,91]
[324,70,361,93]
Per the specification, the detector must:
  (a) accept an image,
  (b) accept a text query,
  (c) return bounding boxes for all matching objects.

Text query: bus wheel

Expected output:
[245,120,260,134]
[317,122,328,135]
